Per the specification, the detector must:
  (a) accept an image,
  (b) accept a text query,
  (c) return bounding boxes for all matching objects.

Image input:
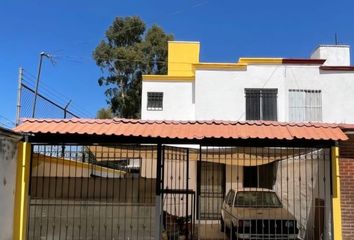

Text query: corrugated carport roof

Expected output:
[13,118,348,141]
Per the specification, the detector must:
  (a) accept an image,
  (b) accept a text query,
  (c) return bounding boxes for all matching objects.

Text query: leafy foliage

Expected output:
[96,107,114,119]
[93,16,173,118]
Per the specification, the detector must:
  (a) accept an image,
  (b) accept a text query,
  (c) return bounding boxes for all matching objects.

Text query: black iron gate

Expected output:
[26,143,333,240]
[160,146,196,240]
[27,144,157,240]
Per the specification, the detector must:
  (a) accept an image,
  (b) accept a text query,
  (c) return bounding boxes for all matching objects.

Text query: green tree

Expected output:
[96,107,114,119]
[93,16,173,118]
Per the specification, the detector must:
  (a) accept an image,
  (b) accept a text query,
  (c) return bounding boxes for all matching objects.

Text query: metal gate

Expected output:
[27,144,158,240]
[160,146,196,240]
[197,146,333,240]
[26,144,333,240]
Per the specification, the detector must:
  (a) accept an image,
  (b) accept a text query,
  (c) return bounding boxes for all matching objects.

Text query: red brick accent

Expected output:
[339,158,354,239]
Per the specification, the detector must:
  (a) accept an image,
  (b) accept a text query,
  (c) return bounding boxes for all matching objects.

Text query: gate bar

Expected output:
[155,143,163,239]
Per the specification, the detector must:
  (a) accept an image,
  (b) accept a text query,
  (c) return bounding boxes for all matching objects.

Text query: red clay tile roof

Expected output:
[13,118,348,141]
[339,124,354,131]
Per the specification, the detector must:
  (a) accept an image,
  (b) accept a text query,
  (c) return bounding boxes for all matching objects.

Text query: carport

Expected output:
[13,118,346,240]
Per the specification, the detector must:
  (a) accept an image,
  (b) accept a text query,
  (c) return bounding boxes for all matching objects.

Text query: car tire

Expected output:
[220,217,224,232]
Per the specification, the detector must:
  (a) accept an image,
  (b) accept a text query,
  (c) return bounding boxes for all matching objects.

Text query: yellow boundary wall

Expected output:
[332,146,342,240]
[13,142,31,240]
[33,153,126,175]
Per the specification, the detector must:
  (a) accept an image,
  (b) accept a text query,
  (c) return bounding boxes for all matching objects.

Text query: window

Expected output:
[234,191,282,208]
[245,89,278,121]
[243,166,258,188]
[243,163,276,189]
[147,92,163,110]
[289,89,322,122]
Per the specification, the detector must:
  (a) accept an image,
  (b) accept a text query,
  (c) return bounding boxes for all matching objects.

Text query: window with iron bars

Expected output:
[147,92,163,110]
[245,89,278,121]
[289,89,322,122]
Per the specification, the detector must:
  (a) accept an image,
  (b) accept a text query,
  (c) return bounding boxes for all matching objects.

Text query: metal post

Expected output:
[16,67,23,126]
[63,100,72,119]
[32,52,49,118]
[155,143,162,239]
[186,148,189,239]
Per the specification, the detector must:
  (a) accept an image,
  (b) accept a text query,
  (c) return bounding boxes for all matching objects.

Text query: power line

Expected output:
[0,114,16,128]
[0,122,12,129]
[16,2,211,119]
[59,0,209,50]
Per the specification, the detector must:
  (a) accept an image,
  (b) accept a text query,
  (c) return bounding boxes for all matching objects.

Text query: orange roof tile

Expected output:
[13,118,348,141]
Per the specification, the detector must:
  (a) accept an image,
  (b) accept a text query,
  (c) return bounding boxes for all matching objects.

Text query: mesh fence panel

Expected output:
[19,83,80,120]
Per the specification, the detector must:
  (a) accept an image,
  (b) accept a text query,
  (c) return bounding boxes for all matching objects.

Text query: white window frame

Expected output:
[147,92,163,111]
[289,89,322,122]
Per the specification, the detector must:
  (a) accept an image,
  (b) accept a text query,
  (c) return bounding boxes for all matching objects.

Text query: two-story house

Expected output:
[140,41,354,239]
[142,41,353,123]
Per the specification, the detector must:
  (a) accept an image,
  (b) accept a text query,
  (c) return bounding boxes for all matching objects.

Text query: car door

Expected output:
[224,190,235,227]
[222,191,231,224]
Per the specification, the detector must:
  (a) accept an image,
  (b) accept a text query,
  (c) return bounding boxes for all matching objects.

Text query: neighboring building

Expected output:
[142,41,353,123]
[0,127,22,240]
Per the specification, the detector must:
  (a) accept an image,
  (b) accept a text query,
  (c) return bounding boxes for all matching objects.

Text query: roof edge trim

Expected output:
[142,75,195,81]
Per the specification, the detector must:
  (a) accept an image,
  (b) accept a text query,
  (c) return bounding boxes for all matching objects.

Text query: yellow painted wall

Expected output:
[238,58,282,64]
[332,146,342,240]
[13,142,31,240]
[167,41,200,76]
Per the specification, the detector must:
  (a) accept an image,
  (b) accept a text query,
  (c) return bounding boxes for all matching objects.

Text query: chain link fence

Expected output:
[16,68,93,125]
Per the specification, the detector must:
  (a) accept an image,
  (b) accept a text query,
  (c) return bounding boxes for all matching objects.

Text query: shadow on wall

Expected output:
[273,149,331,240]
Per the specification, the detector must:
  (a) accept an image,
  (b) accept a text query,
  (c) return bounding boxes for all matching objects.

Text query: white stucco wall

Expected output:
[284,65,354,123]
[311,45,350,66]
[141,80,195,120]
[194,66,287,121]
[0,133,20,240]
[142,64,354,123]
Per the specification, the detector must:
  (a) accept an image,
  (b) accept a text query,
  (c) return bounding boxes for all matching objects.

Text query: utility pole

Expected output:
[15,67,23,126]
[32,52,50,118]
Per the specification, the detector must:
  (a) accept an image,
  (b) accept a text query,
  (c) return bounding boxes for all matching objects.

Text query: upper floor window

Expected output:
[147,92,163,111]
[289,89,322,122]
[245,89,278,121]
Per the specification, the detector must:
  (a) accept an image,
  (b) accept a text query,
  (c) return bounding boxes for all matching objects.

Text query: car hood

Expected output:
[232,207,296,220]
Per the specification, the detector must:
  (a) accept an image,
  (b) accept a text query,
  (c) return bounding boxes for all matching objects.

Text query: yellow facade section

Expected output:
[141,41,285,81]
[193,62,247,71]
[167,41,200,76]
[238,58,282,64]
[331,146,342,240]
[33,153,126,175]
[13,142,31,240]
[142,75,195,81]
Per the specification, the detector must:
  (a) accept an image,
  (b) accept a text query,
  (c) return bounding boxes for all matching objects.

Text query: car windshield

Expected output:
[234,191,282,208]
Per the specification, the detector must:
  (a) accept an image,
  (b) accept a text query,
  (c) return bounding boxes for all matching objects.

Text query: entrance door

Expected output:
[198,162,226,220]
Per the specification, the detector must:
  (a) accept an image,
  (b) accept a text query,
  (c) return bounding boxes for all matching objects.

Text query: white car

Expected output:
[221,188,299,239]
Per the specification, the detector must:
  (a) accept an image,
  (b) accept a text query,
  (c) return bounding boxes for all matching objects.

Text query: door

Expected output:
[198,162,226,220]
[161,146,195,239]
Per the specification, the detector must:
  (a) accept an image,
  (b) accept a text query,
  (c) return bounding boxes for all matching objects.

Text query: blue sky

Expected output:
[1,0,353,127]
